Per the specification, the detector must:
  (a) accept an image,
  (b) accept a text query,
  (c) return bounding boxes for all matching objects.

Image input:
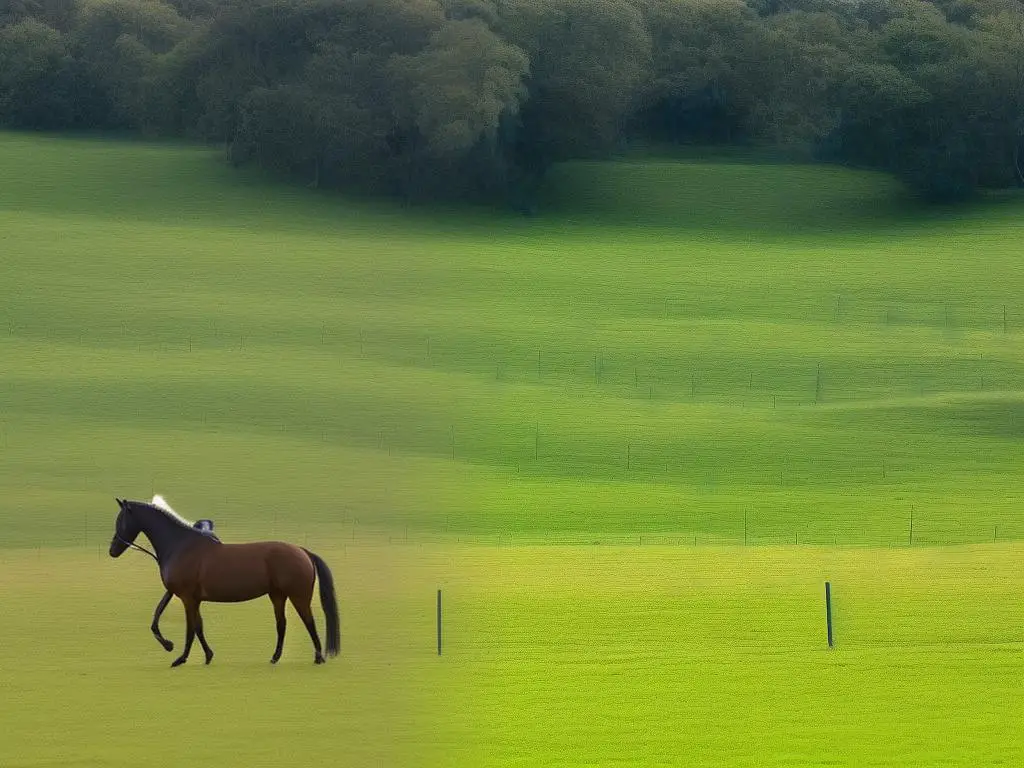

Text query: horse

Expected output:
[109,497,340,666]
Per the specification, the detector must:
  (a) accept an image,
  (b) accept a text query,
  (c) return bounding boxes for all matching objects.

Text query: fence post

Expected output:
[825,581,834,648]
[437,589,442,656]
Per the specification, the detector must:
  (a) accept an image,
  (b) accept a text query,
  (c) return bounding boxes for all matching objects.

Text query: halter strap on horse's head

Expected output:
[121,535,159,563]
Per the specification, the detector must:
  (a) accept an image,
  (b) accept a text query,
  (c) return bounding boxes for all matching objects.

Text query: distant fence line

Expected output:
[9,517,1018,555]
[3,320,1023,433]
[5,293,1022,339]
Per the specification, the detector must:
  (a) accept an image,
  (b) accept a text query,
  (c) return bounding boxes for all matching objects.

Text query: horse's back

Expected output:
[197,541,314,602]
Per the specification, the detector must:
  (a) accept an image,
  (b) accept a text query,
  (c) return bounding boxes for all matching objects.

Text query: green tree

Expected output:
[497,0,652,170]
[0,18,77,127]
[393,18,528,157]
[70,0,192,129]
[829,3,1024,199]
[636,0,755,143]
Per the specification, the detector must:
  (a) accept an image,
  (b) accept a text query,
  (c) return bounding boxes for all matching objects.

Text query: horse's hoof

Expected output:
[314,654,326,665]
[171,656,187,667]
[161,640,174,653]
[270,655,281,665]
[204,654,214,666]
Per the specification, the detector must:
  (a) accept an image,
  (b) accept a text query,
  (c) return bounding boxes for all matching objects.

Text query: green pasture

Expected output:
[0,133,1021,766]
[1,543,1020,766]
[440,544,1023,767]
[2,133,1024,546]
[0,544,447,768]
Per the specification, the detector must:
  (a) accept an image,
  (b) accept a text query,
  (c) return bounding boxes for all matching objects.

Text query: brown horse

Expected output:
[109,497,340,666]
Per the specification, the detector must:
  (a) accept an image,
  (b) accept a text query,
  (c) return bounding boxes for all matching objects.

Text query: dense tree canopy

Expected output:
[2,0,1023,204]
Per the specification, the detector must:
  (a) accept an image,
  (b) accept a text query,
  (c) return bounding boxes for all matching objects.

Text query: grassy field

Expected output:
[3,543,1020,767]
[0,544,447,767]
[0,132,1021,766]
[441,544,1023,767]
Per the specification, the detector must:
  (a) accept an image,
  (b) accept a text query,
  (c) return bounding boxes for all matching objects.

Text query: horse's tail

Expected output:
[302,548,340,657]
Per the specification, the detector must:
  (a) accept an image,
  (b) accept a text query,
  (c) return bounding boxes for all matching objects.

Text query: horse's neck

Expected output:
[140,511,191,561]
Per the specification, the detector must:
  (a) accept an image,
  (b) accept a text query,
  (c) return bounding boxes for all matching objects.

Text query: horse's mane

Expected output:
[147,494,196,530]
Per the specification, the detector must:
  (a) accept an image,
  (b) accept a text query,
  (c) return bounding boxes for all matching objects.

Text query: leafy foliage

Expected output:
[2,0,1023,202]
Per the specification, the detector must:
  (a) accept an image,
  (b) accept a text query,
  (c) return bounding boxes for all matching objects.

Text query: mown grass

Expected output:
[0,545,448,768]
[2,543,1019,767]
[0,133,1021,766]
[439,544,1023,767]
[2,133,1024,546]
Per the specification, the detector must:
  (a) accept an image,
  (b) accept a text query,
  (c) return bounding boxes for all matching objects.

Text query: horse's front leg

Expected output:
[151,590,174,652]
[171,597,198,668]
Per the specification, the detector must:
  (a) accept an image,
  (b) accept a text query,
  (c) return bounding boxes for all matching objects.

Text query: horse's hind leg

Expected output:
[193,602,214,665]
[290,595,325,664]
[151,590,174,652]
[269,593,287,664]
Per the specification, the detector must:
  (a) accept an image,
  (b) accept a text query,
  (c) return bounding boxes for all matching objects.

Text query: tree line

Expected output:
[2,0,1023,206]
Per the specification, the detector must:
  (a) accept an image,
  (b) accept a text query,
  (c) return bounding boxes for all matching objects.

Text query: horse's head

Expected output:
[109,498,142,557]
